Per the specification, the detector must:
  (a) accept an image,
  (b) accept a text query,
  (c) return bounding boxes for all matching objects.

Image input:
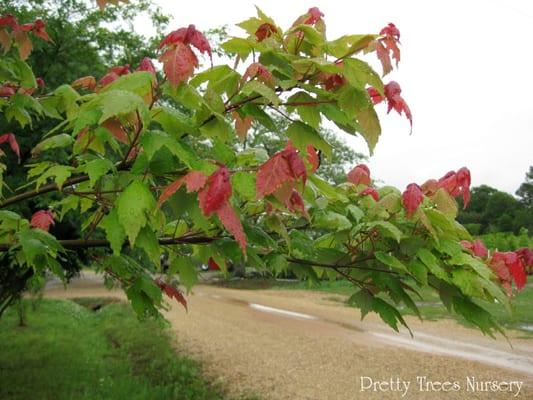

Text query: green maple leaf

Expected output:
[116,181,155,246]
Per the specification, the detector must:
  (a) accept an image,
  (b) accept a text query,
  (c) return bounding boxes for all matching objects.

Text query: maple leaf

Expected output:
[30,209,55,232]
[243,62,274,87]
[490,251,527,292]
[72,76,97,91]
[32,19,51,42]
[284,143,307,184]
[319,70,345,91]
[160,25,212,60]
[14,30,32,59]
[159,42,198,87]
[0,84,16,97]
[347,164,371,186]
[198,166,232,216]
[208,257,220,270]
[0,15,18,29]
[255,23,277,41]
[136,57,157,77]
[306,145,320,173]
[232,112,253,142]
[185,25,212,60]
[215,201,247,253]
[98,65,130,87]
[370,81,412,129]
[402,183,424,218]
[360,187,379,201]
[420,179,438,196]
[292,7,324,26]
[256,145,306,199]
[371,23,401,76]
[285,189,308,217]
[158,170,208,207]
[0,133,20,161]
[380,23,401,41]
[101,119,129,144]
[437,167,471,207]
[304,7,324,25]
[460,239,488,259]
[154,278,188,311]
[0,28,11,53]
[516,248,533,272]
[36,77,45,89]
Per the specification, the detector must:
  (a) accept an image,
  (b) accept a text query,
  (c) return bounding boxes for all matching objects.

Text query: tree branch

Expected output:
[0,235,219,252]
[286,257,398,275]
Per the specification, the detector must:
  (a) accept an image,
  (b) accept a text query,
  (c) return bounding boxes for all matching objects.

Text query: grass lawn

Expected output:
[216,277,533,336]
[0,298,257,400]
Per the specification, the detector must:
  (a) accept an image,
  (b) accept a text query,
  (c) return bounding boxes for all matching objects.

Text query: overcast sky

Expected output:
[152,0,532,194]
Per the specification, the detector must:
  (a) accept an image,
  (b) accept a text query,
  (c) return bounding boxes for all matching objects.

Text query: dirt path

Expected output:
[45,273,533,399]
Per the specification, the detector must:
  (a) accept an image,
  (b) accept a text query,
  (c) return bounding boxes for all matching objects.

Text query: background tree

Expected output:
[458,183,533,235]
[516,166,533,207]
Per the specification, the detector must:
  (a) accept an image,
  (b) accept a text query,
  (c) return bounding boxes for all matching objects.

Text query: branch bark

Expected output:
[0,235,219,251]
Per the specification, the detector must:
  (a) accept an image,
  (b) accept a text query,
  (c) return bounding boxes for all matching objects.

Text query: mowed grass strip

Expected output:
[0,298,257,400]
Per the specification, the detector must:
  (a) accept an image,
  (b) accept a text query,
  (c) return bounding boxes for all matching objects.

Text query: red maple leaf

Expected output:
[0,133,20,160]
[32,19,51,42]
[516,248,533,273]
[208,257,220,270]
[243,62,274,87]
[437,167,471,207]
[304,7,324,25]
[490,251,527,293]
[0,14,18,29]
[101,119,129,144]
[318,64,346,92]
[98,65,130,87]
[372,23,401,76]
[306,145,320,173]
[198,166,232,216]
[347,164,371,186]
[215,201,247,253]
[369,81,412,129]
[380,23,400,41]
[460,239,488,259]
[136,57,157,76]
[159,43,198,87]
[30,209,55,231]
[360,187,379,201]
[154,278,187,311]
[285,189,308,218]
[402,183,424,218]
[0,84,17,97]
[256,144,307,199]
[158,170,208,207]
[255,23,277,41]
[159,24,211,61]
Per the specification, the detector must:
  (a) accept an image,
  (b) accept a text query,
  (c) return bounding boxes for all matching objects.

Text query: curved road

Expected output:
[45,273,533,399]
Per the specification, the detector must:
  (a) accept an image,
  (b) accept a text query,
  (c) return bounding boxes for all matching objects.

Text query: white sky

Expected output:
[152,0,532,194]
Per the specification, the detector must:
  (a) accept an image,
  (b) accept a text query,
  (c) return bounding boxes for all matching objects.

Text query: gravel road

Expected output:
[45,272,533,400]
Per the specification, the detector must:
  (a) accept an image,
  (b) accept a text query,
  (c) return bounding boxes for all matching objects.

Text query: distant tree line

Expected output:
[457,166,533,235]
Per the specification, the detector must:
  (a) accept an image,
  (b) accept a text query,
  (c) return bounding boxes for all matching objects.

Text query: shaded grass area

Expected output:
[0,298,258,400]
[216,277,533,337]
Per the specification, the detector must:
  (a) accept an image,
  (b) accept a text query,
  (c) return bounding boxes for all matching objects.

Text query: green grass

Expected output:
[0,298,258,400]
